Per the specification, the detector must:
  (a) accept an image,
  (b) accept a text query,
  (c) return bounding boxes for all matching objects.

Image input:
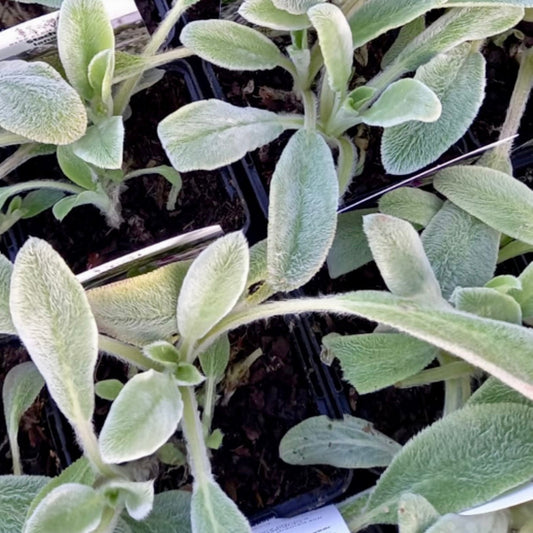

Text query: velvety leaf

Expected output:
[271,0,324,14]
[468,377,533,407]
[174,363,205,386]
[177,232,249,342]
[191,480,251,533]
[52,190,111,222]
[23,483,105,533]
[158,100,286,172]
[95,379,124,401]
[451,287,522,324]
[102,480,154,520]
[199,334,230,382]
[125,165,182,189]
[113,52,148,83]
[143,341,181,365]
[308,4,353,92]
[99,370,183,463]
[361,79,441,127]
[238,0,311,30]
[434,165,533,244]
[397,493,439,533]
[0,475,49,533]
[247,239,268,287]
[382,43,485,175]
[368,404,533,516]
[280,414,401,468]
[2,362,44,473]
[348,0,446,49]
[422,202,499,299]
[0,253,14,334]
[57,0,115,99]
[0,61,86,145]
[327,291,533,400]
[10,238,98,426]
[267,130,338,291]
[517,262,533,323]
[379,188,443,227]
[363,214,442,304]
[385,7,522,81]
[323,332,438,394]
[71,116,124,169]
[327,209,375,278]
[122,490,192,533]
[485,275,521,294]
[56,145,97,190]
[87,261,191,346]
[426,512,509,533]
[382,17,426,69]
[27,458,95,519]
[87,49,114,111]
[180,20,288,71]
[19,190,64,219]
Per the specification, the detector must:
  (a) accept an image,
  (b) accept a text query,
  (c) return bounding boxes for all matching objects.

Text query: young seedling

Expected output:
[0,0,193,229]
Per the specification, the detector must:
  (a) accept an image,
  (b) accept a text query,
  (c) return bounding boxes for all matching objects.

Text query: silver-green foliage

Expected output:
[279,414,401,468]
[267,130,338,291]
[367,404,533,516]
[10,238,98,428]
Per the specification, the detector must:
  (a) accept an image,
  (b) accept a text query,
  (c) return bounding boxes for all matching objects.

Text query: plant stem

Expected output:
[396,360,474,388]
[114,0,191,115]
[492,47,533,163]
[438,352,471,416]
[10,434,22,476]
[498,240,533,263]
[146,46,195,69]
[302,90,317,131]
[0,180,84,204]
[93,506,121,533]
[98,334,165,372]
[76,419,119,478]
[201,376,217,437]
[180,386,213,485]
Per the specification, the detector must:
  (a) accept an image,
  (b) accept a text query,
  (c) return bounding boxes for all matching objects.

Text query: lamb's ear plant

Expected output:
[0,0,193,230]
[158,0,529,218]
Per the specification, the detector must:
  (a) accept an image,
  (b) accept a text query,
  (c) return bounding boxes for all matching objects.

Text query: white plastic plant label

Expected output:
[252,505,350,533]
[0,0,148,61]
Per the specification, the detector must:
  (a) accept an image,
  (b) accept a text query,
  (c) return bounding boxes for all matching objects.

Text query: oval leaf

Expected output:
[427,512,508,533]
[87,261,191,346]
[379,188,443,228]
[10,238,98,426]
[451,287,522,324]
[71,116,124,170]
[280,414,401,468]
[349,0,446,48]
[180,20,288,71]
[238,0,311,30]
[2,362,44,474]
[56,145,97,191]
[158,100,286,172]
[308,4,353,93]
[422,202,499,299]
[271,0,324,13]
[267,130,338,291]
[101,479,154,521]
[57,0,115,99]
[191,480,251,533]
[434,165,533,245]
[361,79,441,128]
[368,404,533,516]
[177,232,249,343]
[99,370,183,463]
[323,332,438,394]
[199,334,230,382]
[382,43,485,175]
[24,484,105,533]
[0,61,87,145]
[363,214,442,304]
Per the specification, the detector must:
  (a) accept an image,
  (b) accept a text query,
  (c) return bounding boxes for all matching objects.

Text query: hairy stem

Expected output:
[396,360,474,388]
[302,90,317,131]
[98,335,165,372]
[0,145,52,180]
[180,386,213,485]
[201,377,217,438]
